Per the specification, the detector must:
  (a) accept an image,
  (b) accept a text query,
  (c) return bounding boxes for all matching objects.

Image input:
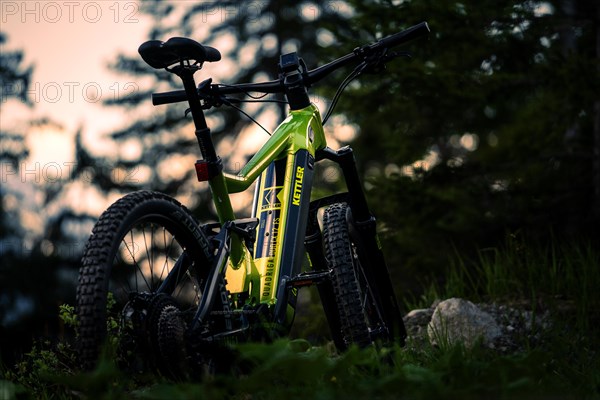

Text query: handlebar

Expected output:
[152,21,429,106]
[375,21,431,50]
[152,90,191,105]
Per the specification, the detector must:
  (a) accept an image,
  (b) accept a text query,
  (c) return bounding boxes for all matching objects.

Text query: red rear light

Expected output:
[195,160,209,181]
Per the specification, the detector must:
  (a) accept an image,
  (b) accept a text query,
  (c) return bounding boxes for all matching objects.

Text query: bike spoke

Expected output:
[141,224,154,291]
[159,227,175,283]
[151,223,156,283]
[127,230,151,291]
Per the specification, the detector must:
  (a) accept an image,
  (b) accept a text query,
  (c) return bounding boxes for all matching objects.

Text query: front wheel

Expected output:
[76,190,213,374]
[322,203,405,349]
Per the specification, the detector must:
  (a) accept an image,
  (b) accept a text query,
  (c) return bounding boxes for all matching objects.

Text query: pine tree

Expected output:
[0,32,39,366]
[314,0,599,287]
[0,31,33,243]
[0,32,32,168]
[1,33,96,366]
[79,1,347,220]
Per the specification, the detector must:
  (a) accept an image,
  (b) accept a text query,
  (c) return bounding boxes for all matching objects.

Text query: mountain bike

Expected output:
[76,21,430,376]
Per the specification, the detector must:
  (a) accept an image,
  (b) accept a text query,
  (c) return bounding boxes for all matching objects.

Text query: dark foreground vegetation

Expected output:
[2,238,598,399]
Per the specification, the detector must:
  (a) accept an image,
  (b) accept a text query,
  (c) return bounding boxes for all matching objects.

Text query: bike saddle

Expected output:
[138,37,221,69]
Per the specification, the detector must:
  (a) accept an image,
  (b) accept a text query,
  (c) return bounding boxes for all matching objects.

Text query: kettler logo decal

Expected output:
[292,166,304,206]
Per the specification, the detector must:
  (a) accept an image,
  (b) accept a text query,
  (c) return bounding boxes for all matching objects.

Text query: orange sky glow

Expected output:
[1,1,361,239]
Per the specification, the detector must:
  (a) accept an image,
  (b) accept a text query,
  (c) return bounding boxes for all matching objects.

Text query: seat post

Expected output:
[175,65,218,162]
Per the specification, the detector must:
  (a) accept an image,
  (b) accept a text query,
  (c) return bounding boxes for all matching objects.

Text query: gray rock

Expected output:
[427,298,502,348]
[405,308,433,325]
[403,308,434,340]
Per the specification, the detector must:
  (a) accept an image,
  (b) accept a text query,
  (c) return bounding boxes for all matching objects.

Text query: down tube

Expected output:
[252,150,314,322]
[252,158,286,304]
[273,149,314,325]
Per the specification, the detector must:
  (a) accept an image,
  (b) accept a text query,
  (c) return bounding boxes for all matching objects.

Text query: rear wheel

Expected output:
[76,190,213,374]
[322,203,404,349]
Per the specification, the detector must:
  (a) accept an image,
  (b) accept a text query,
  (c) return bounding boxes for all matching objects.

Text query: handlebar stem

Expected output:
[279,52,311,110]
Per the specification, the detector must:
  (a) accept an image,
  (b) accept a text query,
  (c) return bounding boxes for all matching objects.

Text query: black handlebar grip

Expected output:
[377,21,430,49]
[152,90,188,105]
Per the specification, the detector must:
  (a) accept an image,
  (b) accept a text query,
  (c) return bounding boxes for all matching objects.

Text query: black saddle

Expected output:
[138,37,221,69]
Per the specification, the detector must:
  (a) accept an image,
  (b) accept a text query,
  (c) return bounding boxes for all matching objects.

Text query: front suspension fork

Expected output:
[310,146,406,344]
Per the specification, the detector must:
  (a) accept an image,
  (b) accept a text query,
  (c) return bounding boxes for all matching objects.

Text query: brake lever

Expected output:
[184,78,225,116]
[185,97,222,116]
[362,50,412,74]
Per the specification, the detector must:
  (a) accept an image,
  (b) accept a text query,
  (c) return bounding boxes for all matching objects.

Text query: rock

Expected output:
[405,308,433,325]
[403,308,434,339]
[403,297,553,354]
[427,298,501,348]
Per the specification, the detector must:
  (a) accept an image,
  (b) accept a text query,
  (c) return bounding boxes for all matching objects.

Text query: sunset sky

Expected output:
[1,2,159,239]
[2,1,153,157]
[1,1,359,235]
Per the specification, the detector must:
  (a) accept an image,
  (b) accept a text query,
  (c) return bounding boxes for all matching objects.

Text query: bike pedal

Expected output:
[287,270,332,288]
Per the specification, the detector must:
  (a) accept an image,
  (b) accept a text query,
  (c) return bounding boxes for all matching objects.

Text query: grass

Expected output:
[409,235,598,317]
[2,236,599,399]
[405,235,600,398]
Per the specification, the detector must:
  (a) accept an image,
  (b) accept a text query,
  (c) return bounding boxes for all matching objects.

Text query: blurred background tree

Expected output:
[75,0,348,221]
[0,32,32,166]
[1,32,36,365]
[317,0,599,295]
[1,33,95,366]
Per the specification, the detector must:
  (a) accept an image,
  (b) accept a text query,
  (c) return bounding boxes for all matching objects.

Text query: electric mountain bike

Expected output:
[76,21,430,376]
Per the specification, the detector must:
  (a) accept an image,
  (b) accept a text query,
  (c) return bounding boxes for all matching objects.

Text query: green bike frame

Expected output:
[220,104,326,290]
[205,104,326,326]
